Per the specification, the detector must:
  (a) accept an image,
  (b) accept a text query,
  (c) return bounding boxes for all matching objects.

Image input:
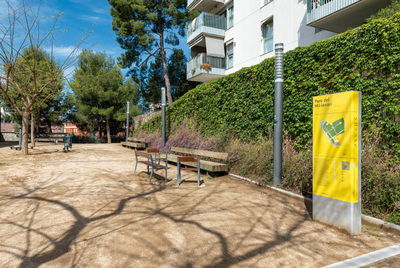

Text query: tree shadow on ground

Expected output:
[0,176,374,267]
[0,179,166,268]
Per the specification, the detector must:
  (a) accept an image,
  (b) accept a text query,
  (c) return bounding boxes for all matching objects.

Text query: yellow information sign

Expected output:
[313,91,360,203]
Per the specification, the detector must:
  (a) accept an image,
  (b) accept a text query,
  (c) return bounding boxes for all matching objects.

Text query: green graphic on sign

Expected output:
[319,118,345,146]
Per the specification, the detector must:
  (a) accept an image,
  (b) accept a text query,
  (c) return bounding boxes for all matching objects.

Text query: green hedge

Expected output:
[140,13,400,156]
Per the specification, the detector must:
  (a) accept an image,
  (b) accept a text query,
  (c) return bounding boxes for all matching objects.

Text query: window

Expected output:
[227,4,234,28]
[264,0,273,5]
[262,20,273,54]
[226,42,234,69]
[315,27,323,33]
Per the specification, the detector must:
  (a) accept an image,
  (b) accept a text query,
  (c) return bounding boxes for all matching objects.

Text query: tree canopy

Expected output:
[108,0,198,105]
[71,49,140,143]
[0,0,84,154]
[138,49,199,111]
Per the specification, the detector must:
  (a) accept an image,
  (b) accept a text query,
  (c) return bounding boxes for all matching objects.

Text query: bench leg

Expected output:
[164,162,167,182]
[197,160,200,186]
[177,161,180,186]
[149,168,154,183]
[134,161,138,173]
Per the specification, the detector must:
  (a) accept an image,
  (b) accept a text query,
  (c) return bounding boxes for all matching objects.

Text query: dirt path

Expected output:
[0,143,399,267]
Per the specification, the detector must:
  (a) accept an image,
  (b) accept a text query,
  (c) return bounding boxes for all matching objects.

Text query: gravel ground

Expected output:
[0,142,399,267]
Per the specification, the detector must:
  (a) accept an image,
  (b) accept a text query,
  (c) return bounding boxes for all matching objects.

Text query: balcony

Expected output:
[307,0,391,33]
[187,12,226,47]
[187,53,225,82]
[188,0,224,13]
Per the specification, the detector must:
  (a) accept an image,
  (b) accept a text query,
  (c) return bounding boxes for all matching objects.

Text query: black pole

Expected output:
[273,43,284,186]
[161,87,166,147]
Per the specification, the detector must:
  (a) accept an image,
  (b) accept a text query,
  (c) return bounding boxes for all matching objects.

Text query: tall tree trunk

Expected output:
[21,110,30,155]
[31,113,36,147]
[45,115,52,133]
[159,18,173,105]
[106,119,111,144]
[35,112,40,134]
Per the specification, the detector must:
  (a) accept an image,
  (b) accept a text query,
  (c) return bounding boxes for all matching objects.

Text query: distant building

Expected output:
[186,0,391,83]
[64,122,89,136]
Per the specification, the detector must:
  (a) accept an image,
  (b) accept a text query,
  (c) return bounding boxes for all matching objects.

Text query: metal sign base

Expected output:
[313,194,361,235]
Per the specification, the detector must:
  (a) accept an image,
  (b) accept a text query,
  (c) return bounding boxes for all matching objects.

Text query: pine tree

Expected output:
[108,0,198,105]
[71,50,140,143]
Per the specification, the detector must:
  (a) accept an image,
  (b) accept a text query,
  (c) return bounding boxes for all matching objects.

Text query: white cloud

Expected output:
[81,15,101,22]
[92,7,109,15]
[0,0,20,19]
[46,45,81,58]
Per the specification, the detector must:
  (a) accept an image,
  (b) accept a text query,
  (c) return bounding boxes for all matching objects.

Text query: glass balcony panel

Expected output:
[307,0,391,33]
[187,13,226,44]
[187,53,225,82]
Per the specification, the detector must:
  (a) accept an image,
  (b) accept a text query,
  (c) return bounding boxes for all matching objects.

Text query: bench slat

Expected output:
[168,154,228,172]
[121,141,146,149]
[178,156,198,162]
[135,151,151,158]
[138,160,152,166]
[127,137,147,143]
[180,167,198,171]
[171,147,228,161]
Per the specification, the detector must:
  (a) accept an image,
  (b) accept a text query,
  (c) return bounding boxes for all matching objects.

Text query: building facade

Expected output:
[186,0,391,83]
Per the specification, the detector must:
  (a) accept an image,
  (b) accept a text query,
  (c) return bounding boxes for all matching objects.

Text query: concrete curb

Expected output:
[229,173,400,236]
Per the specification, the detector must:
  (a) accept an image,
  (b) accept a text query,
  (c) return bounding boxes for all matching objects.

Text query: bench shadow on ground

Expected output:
[0,175,373,268]
[137,171,172,184]
[0,141,18,149]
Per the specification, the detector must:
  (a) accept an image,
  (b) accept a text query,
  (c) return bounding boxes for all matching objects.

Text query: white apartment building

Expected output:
[186,0,391,83]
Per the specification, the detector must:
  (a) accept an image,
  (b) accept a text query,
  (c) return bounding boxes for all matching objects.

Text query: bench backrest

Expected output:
[146,148,159,154]
[171,147,228,161]
[177,156,199,162]
[128,137,147,143]
[36,133,66,138]
[135,150,152,159]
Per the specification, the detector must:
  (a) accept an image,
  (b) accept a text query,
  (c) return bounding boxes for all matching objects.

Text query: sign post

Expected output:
[313,91,361,235]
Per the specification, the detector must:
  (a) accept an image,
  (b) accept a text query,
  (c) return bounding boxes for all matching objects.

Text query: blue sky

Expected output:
[35,0,189,78]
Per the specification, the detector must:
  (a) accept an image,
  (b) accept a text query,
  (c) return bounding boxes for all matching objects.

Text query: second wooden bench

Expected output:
[167,147,228,173]
[121,137,147,149]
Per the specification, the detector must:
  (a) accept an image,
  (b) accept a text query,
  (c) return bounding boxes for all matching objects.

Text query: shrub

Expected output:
[139,12,400,158]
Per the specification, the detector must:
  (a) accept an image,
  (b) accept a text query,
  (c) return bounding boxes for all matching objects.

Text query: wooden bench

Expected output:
[35,133,66,144]
[168,147,228,173]
[146,148,168,164]
[121,137,147,149]
[134,150,168,182]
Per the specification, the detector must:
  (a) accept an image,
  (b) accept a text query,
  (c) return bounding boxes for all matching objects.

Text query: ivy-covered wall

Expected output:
[140,13,400,155]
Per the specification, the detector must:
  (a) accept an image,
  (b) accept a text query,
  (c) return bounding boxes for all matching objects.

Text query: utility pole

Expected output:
[273,43,284,186]
[126,101,130,141]
[161,87,166,147]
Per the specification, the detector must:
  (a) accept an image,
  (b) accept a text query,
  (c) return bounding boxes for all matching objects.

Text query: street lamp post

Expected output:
[273,43,284,186]
[126,101,130,141]
[161,87,166,147]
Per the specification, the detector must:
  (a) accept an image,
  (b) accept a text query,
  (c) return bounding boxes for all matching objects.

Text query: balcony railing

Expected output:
[187,12,226,43]
[307,0,359,24]
[187,53,225,82]
[307,0,391,32]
